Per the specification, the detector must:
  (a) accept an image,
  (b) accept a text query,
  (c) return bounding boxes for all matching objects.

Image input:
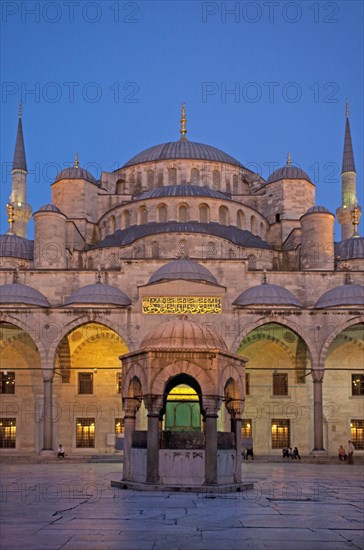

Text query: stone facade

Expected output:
[0,107,363,460]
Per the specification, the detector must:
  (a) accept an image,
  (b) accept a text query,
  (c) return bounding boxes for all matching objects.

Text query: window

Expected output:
[116,373,122,394]
[78,373,93,395]
[206,241,216,259]
[351,420,364,450]
[158,204,167,223]
[219,206,228,225]
[151,241,159,259]
[178,205,188,223]
[247,254,256,270]
[212,170,220,189]
[245,373,250,396]
[147,169,155,188]
[237,210,245,229]
[0,418,16,448]
[199,204,209,223]
[242,419,252,439]
[168,168,177,184]
[123,210,130,229]
[191,168,199,184]
[109,216,115,234]
[115,418,124,436]
[273,373,288,396]
[0,372,15,394]
[178,239,188,258]
[276,213,281,223]
[271,419,290,448]
[352,374,364,396]
[233,174,238,193]
[76,418,95,448]
[251,215,257,234]
[139,207,148,225]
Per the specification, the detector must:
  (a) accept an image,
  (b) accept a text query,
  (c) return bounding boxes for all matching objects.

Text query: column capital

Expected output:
[42,368,54,382]
[123,397,141,416]
[144,394,163,416]
[203,396,222,417]
[226,399,245,419]
[311,368,324,382]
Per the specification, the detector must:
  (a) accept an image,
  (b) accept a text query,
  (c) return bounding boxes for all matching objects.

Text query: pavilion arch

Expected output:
[122,362,148,399]
[48,316,134,362]
[319,316,364,366]
[0,318,47,365]
[231,317,315,366]
[151,359,215,396]
[161,373,203,419]
[218,364,245,399]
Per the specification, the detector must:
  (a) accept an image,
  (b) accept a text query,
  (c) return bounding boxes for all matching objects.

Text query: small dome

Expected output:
[149,259,218,285]
[0,234,34,260]
[304,205,332,215]
[65,283,131,306]
[315,284,364,308]
[335,237,364,261]
[136,185,230,201]
[234,283,302,307]
[0,283,50,306]
[54,166,97,185]
[141,318,227,351]
[121,140,244,169]
[267,165,312,184]
[35,204,63,214]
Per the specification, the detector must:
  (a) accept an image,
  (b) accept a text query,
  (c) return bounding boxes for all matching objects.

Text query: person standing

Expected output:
[293,446,301,460]
[348,440,355,464]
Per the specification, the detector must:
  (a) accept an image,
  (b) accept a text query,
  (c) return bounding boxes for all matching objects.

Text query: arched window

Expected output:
[168,167,177,185]
[151,241,159,259]
[248,254,256,270]
[227,248,236,259]
[100,221,106,239]
[191,168,199,184]
[250,215,257,234]
[273,257,280,271]
[260,221,265,238]
[237,210,245,229]
[129,172,135,184]
[109,215,115,234]
[206,241,217,259]
[87,257,93,270]
[139,206,148,225]
[157,172,164,187]
[212,170,220,190]
[179,239,188,258]
[226,179,231,193]
[123,210,130,229]
[199,204,209,223]
[147,169,155,188]
[178,204,188,223]
[233,174,238,194]
[116,178,125,194]
[157,203,168,223]
[219,205,229,225]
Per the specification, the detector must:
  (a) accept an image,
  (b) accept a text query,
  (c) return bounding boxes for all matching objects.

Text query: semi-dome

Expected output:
[141,318,227,351]
[54,166,97,185]
[149,259,218,285]
[315,284,364,308]
[136,185,230,201]
[335,237,364,261]
[0,283,50,306]
[0,234,34,260]
[267,165,312,184]
[65,283,131,306]
[122,140,244,169]
[35,204,63,214]
[234,283,302,307]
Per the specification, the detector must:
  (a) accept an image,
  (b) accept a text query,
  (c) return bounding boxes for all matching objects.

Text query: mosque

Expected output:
[0,104,363,470]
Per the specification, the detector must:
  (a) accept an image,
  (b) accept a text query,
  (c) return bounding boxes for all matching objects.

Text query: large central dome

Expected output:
[122,139,244,169]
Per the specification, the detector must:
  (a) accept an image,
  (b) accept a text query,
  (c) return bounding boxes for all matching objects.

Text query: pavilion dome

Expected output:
[0,283,50,306]
[141,318,227,351]
[54,165,97,185]
[315,284,364,308]
[121,139,244,169]
[35,204,63,214]
[65,283,131,306]
[0,234,34,260]
[234,283,302,307]
[267,164,312,184]
[335,237,364,261]
[149,259,218,285]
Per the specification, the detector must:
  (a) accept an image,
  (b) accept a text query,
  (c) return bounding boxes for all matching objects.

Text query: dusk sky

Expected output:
[1,0,363,238]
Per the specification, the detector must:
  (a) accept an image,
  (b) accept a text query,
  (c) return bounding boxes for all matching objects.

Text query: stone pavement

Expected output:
[0,462,363,550]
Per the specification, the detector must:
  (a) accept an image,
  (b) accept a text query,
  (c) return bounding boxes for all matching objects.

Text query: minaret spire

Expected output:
[342,101,356,174]
[12,102,27,172]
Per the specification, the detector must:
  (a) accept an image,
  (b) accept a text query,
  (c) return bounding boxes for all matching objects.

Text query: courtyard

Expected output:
[0,462,363,549]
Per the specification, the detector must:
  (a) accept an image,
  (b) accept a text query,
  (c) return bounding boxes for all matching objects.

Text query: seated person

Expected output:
[338,445,347,461]
[57,444,65,459]
[282,446,289,458]
[246,447,254,460]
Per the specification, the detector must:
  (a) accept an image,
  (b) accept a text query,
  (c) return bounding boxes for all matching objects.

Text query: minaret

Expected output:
[9,103,32,238]
[336,102,361,240]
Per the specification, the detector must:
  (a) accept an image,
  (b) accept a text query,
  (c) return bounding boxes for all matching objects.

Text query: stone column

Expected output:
[203,397,221,485]
[226,400,244,483]
[42,368,54,451]
[144,395,163,484]
[312,368,325,451]
[122,398,141,481]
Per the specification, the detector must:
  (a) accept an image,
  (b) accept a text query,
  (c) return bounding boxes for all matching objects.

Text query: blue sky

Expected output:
[1,0,363,238]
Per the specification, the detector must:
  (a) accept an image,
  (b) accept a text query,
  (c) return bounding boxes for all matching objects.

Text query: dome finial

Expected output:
[74,152,79,168]
[180,103,187,138]
[6,202,15,235]
[286,152,291,167]
[351,202,360,238]
[262,268,267,285]
[97,268,102,283]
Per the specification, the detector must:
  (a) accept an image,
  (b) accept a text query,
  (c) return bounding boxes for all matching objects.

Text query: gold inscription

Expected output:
[142,297,222,314]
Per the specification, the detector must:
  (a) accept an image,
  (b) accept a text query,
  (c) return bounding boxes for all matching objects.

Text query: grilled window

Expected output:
[352,375,364,396]
[273,373,288,396]
[78,373,93,395]
[271,419,290,449]
[0,372,15,394]
[0,418,16,448]
[76,418,95,448]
